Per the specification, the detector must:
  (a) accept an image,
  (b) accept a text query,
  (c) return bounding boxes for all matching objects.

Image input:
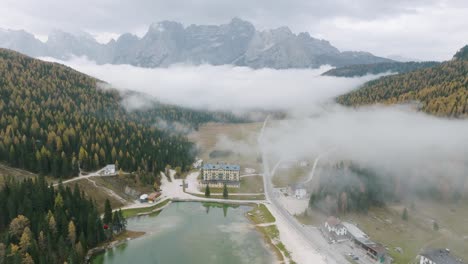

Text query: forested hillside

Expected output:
[0,48,235,179]
[321,61,439,77]
[336,57,468,117]
[0,177,123,264]
[454,45,468,60]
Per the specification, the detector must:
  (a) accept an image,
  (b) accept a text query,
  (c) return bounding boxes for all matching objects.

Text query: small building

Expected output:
[139,194,148,202]
[323,216,348,243]
[288,183,308,199]
[419,249,465,264]
[244,168,256,174]
[342,222,387,262]
[193,159,203,169]
[103,164,116,175]
[148,192,161,203]
[201,163,240,188]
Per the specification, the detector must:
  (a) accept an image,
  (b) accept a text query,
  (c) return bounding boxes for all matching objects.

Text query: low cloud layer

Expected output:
[43,57,468,194]
[42,57,379,114]
[261,105,468,197]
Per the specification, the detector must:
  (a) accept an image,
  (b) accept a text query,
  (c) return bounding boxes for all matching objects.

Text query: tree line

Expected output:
[0,176,125,264]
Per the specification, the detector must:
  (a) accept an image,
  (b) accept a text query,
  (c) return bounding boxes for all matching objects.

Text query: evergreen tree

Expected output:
[402,207,408,221]
[223,184,229,199]
[309,193,317,208]
[103,199,112,225]
[0,177,107,264]
[205,185,211,197]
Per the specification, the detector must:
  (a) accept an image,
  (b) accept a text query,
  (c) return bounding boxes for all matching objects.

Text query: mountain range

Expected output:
[0,18,392,69]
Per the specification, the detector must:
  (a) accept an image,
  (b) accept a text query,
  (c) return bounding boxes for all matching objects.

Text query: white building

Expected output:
[288,183,308,199]
[103,164,116,175]
[323,216,348,243]
[139,194,148,202]
[295,188,307,199]
[192,159,203,169]
[325,216,348,236]
[201,163,240,188]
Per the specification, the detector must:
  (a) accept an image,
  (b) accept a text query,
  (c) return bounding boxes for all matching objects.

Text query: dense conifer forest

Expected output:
[336,49,468,117]
[0,177,124,263]
[0,48,240,179]
[322,61,439,77]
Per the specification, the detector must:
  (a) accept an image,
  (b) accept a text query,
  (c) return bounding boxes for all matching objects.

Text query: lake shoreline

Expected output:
[85,230,146,263]
[90,200,280,264]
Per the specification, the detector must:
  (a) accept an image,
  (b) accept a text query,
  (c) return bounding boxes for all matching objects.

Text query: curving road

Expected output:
[259,117,349,264]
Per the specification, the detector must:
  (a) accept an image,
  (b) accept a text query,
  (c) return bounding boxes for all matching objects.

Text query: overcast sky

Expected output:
[1,0,467,60]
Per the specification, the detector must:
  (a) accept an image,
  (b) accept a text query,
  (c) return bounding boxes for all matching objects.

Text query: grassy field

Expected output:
[208,175,264,194]
[121,199,171,218]
[0,163,44,185]
[247,204,276,224]
[272,165,310,188]
[188,122,263,171]
[94,175,153,200]
[63,178,126,212]
[299,200,468,264]
[295,209,328,226]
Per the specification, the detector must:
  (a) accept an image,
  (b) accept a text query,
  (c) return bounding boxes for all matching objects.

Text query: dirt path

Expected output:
[85,177,128,205]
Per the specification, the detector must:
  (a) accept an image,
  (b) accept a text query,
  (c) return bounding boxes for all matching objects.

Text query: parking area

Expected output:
[302,225,384,264]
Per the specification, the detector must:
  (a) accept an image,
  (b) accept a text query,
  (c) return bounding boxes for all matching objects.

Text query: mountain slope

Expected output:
[0,48,236,179]
[0,18,392,69]
[454,45,468,60]
[336,50,468,117]
[322,61,440,77]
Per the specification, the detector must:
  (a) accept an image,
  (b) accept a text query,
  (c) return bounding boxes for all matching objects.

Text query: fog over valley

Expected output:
[44,56,468,198]
[41,56,382,113]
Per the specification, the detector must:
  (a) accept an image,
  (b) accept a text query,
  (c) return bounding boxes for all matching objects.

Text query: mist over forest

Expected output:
[44,56,468,206]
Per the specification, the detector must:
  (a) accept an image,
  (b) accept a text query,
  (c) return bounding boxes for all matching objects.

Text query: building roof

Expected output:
[148,192,161,200]
[342,222,368,239]
[354,237,386,254]
[421,249,465,264]
[326,216,341,227]
[202,163,240,171]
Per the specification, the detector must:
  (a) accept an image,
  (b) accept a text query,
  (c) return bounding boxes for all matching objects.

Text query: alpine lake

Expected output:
[91,202,276,264]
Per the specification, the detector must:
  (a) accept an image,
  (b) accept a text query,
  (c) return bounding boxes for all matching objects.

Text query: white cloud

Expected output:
[41,56,380,113]
[261,105,468,190]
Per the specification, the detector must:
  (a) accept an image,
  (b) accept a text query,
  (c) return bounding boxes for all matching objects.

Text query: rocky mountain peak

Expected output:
[0,18,392,69]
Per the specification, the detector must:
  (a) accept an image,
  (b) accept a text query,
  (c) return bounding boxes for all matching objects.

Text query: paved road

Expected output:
[259,117,350,264]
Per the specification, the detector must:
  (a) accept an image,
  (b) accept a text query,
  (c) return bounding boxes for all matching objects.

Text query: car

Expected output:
[352,256,359,261]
